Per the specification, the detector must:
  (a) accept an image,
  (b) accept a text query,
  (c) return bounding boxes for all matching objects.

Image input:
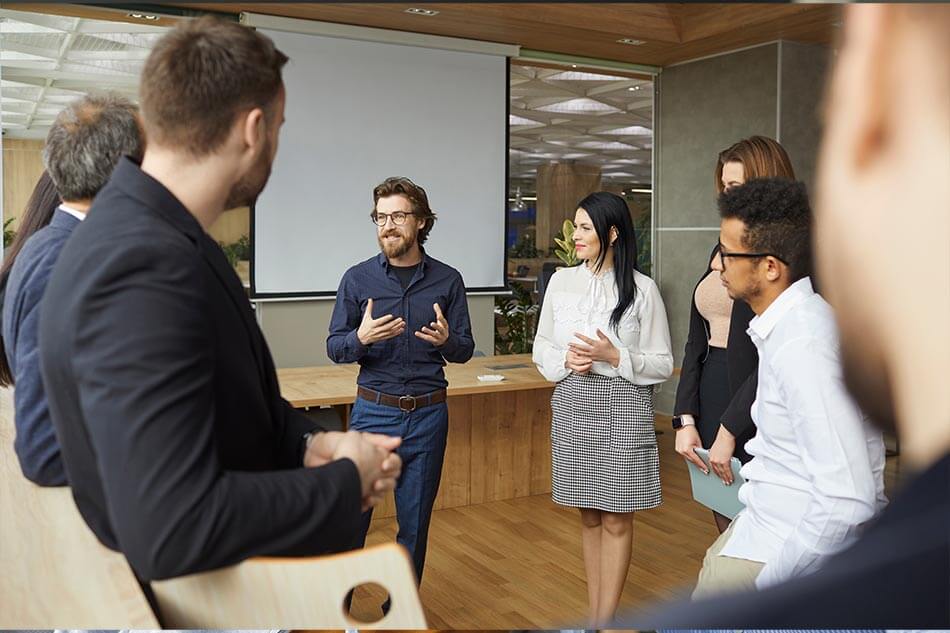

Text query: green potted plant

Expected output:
[493,282,539,355]
[553,219,579,267]
[3,217,16,249]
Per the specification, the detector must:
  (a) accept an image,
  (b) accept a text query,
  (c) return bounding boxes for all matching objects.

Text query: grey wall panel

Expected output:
[779,41,831,191]
[658,44,779,230]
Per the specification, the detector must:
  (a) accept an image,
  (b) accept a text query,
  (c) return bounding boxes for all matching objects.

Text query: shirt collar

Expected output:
[747,277,815,342]
[58,204,87,221]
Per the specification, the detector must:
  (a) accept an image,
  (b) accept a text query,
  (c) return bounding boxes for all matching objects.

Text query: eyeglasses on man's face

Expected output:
[716,242,788,269]
[371,211,414,227]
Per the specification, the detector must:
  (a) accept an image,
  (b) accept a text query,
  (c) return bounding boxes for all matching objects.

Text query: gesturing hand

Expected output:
[357,298,405,346]
[569,329,621,367]
[415,303,450,347]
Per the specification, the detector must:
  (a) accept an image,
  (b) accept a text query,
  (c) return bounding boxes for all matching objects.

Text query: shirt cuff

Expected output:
[544,347,571,382]
[439,331,459,358]
[754,564,779,589]
[346,328,368,359]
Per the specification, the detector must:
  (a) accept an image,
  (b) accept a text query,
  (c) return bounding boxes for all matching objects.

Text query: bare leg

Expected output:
[596,511,635,625]
[579,508,603,626]
[713,510,732,534]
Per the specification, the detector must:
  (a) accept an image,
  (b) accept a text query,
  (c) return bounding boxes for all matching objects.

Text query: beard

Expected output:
[378,227,418,259]
[224,140,274,210]
[728,276,761,305]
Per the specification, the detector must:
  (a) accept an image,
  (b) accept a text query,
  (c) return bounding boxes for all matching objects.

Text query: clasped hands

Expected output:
[304,430,403,512]
[565,329,620,374]
[357,298,449,347]
[675,423,737,485]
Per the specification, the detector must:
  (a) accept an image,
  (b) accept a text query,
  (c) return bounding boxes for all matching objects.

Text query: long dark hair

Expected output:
[0,171,61,387]
[577,191,639,332]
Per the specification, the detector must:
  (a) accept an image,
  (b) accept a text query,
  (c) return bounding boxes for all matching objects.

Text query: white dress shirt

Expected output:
[720,277,887,588]
[58,203,87,222]
[532,264,673,384]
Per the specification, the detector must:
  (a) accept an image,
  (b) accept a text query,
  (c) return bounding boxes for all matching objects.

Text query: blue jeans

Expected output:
[349,395,448,584]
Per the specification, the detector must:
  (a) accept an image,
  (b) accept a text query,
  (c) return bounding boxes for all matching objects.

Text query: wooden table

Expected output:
[277,354,555,518]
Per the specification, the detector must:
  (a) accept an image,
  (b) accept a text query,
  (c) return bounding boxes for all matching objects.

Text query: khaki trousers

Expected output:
[692,517,766,600]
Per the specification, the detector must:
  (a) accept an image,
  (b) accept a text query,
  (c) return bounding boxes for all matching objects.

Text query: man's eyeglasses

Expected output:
[371,211,414,227]
[717,242,788,268]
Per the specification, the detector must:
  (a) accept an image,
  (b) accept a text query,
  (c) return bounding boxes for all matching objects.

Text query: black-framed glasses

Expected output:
[717,242,788,268]
[371,211,414,227]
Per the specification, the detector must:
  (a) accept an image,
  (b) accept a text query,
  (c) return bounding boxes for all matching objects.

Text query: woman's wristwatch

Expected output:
[671,415,696,430]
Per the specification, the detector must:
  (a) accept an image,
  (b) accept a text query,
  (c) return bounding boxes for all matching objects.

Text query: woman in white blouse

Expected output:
[533,191,673,625]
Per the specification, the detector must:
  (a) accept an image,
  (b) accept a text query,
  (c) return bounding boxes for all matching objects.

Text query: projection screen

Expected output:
[248,18,512,298]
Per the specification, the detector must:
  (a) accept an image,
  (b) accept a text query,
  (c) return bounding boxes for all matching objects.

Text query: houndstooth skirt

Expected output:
[550,372,662,512]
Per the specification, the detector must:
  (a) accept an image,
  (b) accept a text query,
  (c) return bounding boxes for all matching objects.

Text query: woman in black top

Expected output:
[673,136,796,533]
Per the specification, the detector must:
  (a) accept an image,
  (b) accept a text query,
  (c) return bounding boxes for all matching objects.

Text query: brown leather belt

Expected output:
[357,386,447,412]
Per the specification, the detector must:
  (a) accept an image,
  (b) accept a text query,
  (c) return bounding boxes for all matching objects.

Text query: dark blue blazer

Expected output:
[39,158,362,581]
[2,208,79,486]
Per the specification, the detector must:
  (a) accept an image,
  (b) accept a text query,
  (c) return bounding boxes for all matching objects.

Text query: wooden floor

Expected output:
[352,419,904,629]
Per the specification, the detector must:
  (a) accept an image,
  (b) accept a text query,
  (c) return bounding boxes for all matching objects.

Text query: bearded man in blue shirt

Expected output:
[328,176,475,591]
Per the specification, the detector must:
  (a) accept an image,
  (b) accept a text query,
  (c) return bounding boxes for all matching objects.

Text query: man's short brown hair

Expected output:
[139,15,288,157]
[373,177,438,244]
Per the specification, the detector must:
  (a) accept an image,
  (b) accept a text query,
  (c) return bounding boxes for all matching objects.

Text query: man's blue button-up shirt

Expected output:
[327,250,475,395]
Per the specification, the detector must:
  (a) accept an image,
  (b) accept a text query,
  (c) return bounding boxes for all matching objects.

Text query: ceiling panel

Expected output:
[0,7,166,137]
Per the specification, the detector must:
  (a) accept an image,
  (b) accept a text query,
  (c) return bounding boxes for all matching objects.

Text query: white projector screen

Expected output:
[251,27,509,297]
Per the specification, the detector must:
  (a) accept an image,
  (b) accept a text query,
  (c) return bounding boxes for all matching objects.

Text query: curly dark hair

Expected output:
[718,177,812,282]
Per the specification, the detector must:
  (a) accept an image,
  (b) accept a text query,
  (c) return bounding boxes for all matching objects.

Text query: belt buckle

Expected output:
[398,394,417,413]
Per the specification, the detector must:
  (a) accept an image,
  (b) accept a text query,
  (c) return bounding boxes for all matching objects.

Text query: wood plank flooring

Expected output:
[350,417,903,629]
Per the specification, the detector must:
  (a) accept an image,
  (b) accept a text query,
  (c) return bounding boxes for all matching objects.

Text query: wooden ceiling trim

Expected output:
[417,4,684,44]
[17,3,838,69]
[197,3,681,65]
[679,4,839,43]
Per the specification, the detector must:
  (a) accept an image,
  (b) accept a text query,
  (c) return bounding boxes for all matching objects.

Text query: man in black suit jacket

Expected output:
[632,4,949,627]
[38,16,401,582]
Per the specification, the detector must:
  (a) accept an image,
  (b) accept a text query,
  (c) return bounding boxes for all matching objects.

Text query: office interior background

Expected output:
[0,3,832,416]
[1,3,898,629]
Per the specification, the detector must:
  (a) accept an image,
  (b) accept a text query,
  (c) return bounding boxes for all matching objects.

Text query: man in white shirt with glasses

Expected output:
[691,176,886,598]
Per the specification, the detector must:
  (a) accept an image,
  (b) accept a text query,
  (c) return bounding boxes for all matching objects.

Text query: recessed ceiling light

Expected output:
[127,12,161,21]
[405,7,439,16]
[617,38,646,46]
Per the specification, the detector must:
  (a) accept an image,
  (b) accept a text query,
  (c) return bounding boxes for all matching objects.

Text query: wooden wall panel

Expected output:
[2,139,46,232]
[441,395,472,509]
[529,386,554,494]
[208,205,250,245]
[535,162,601,251]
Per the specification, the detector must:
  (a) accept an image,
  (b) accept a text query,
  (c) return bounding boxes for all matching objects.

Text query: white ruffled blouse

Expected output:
[532,264,674,385]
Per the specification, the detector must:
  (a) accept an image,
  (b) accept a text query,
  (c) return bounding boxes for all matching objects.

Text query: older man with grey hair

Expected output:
[1,93,143,486]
